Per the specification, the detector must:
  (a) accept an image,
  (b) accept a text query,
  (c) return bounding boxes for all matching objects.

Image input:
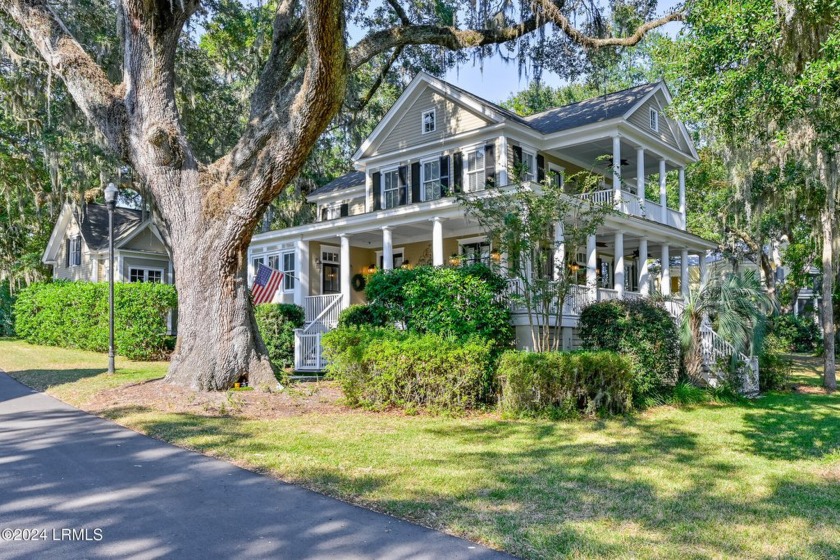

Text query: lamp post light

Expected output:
[104,182,119,374]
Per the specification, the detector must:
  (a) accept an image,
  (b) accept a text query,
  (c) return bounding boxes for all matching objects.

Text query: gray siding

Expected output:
[53,220,96,282]
[121,227,167,253]
[372,88,491,156]
[627,92,681,150]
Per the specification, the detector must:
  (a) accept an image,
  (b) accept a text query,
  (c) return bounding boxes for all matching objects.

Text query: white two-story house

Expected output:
[248,73,716,371]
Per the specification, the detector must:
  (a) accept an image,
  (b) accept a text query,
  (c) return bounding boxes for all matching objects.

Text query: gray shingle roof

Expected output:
[79,203,143,250]
[521,82,660,134]
[308,170,365,198]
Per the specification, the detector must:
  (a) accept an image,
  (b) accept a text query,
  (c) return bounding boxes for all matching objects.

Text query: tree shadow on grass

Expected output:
[23,397,840,560]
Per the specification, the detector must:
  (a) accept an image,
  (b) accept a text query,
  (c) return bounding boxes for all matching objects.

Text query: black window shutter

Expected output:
[452,152,463,193]
[65,239,70,267]
[372,171,381,211]
[537,154,545,183]
[340,203,349,217]
[411,162,421,203]
[484,144,496,188]
[439,155,450,196]
[512,145,523,166]
[398,166,408,206]
[321,207,327,221]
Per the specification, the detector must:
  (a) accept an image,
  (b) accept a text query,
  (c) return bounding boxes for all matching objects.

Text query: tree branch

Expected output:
[535,0,685,48]
[385,0,411,26]
[346,45,404,112]
[0,0,127,156]
[249,0,307,120]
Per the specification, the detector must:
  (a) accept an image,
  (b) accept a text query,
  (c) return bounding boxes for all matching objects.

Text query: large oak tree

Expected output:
[0,0,681,390]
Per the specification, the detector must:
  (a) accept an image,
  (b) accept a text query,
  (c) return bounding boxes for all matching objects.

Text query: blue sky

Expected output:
[441,0,684,102]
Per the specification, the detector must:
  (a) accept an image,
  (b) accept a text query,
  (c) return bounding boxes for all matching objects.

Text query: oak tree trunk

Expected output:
[818,149,837,390]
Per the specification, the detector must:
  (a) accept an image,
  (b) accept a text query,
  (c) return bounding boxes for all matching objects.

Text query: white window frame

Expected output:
[421,157,442,201]
[520,150,536,182]
[650,109,659,132]
[281,250,296,292]
[381,167,400,210]
[421,109,436,134]
[69,236,82,268]
[320,245,341,295]
[375,247,405,269]
[548,163,565,188]
[323,203,342,221]
[128,267,164,283]
[464,148,486,193]
[458,237,492,266]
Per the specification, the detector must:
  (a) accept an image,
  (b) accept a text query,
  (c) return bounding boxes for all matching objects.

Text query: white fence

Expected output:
[579,189,685,230]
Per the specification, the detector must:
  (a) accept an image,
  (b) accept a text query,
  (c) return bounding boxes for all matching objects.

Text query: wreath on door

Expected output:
[352,273,366,292]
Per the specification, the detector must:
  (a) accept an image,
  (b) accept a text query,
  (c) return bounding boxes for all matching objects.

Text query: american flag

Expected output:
[251,263,284,305]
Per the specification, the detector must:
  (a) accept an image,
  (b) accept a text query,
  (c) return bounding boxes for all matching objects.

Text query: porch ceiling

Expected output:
[551,137,675,176]
[310,214,479,249]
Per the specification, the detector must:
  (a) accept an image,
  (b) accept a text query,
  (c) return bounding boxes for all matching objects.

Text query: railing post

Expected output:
[294,329,301,371]
[316,332,322,371]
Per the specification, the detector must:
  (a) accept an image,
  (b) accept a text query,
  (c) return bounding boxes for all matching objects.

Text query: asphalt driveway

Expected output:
[0,373,512,559]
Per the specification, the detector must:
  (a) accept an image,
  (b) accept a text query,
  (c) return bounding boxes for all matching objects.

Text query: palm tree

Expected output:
[680,270,775,383]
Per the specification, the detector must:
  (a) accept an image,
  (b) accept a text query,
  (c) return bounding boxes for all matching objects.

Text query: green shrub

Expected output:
[322,326,494,413]
[338,304,376,327]
[14,281,177,360]
[758,351,793,392]
[579,299,681,403]
[364,264,513,354]
[767,314,822,353]
[0,281,14,337]
[497,350,633,417]
[254,303,305,370]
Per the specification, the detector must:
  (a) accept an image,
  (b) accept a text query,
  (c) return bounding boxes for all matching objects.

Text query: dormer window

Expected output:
[650,109,659,132]
[422,109,436,134]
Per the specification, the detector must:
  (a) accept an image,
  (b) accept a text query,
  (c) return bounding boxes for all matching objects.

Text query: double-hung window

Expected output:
[422,109,436,134]
[382,169,400,209]
[521,151,536,182]
[650,109,659,132]
[68,236,81,267]
[281,251,295,292]
[422,159,442,201]
[465,149,485,192]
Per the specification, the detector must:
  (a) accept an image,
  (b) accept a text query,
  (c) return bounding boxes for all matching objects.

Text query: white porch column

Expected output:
[699,250,709,287]
[659,159,668,224]
[340,234,351,308]
[498,136,509,187]
[612,135,622,204]
[382,227,393,270]
[681,248,690,298]
[553,221,565,281]
[639,237,650,296]
[365,170,373,213]
[678,167,686,230]
[586,234,598,297]
[294,238,309,306]
[636,146,646,211]
[660,243,671,296]
[614,231,625,297]
[432,217,444,266]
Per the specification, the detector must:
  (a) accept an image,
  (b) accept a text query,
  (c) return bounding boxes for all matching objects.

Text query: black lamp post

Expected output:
[104,182,119,374]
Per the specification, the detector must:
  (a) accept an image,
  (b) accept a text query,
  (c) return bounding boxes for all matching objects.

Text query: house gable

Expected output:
[118,223,167,254]
[624,83,697,159]
[356,73,504,160]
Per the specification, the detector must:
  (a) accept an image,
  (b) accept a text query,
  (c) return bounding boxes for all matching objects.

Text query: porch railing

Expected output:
[303,294,342,329]
[578,189,685,229]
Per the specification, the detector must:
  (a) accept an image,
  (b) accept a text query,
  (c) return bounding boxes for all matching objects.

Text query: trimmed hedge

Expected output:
[338,304,375,328]
[579,299,680,402]
[254,303,305,370]
[363,264,513,354]
[322,326,494,413]
[0,281,14,337]
[497,350,634,417]
[14,281,177,360]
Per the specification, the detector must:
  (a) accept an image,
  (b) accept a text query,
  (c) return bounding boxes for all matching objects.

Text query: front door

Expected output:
[322,264,340,294]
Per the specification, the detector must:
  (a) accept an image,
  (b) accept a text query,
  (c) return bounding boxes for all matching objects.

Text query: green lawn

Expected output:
[2,339,839,559]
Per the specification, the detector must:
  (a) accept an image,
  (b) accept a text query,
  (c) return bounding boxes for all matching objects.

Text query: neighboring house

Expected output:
[248,72,717,371]
[42,202,173,285]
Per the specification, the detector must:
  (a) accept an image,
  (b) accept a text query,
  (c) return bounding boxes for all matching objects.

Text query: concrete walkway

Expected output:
[0,373,512,559]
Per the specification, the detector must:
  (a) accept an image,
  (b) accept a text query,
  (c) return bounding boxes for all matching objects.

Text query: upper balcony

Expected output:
[578,189,685,230]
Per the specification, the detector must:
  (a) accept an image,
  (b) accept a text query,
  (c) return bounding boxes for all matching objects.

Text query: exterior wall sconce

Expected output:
[490,250,501,263]
[367,264,377,274]
[448,254,462,267]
